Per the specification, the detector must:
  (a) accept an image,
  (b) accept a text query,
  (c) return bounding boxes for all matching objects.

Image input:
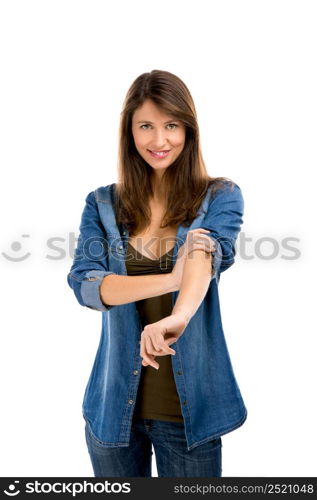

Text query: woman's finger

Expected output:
[143,326,175,356]
[150,332,165,353]
[193,233,215,248]
[189,228,210,233]
[143,327,162,354]
[189,235,215,253]
[154,333,176,355]
[140,335,159,369]
[144,333,155,355]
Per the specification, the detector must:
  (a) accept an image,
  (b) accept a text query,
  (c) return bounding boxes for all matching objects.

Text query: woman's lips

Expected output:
[148,149,170,159]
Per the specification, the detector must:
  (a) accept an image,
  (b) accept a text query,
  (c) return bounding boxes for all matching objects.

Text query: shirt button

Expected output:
[133,370,138,375]
[119,245,123,250]
[177,370,182,376]
[128,399,134,404]
[183,400,187,406]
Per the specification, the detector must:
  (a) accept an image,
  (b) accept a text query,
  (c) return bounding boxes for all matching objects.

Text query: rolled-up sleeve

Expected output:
[200,182,244,279]
[67,191,115,312]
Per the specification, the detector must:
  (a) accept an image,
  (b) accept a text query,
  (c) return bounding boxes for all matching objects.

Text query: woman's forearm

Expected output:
[172,249,213,324]
[100,272,177,306]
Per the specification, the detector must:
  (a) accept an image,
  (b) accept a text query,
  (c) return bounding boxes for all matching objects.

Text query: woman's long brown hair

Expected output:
[114,69,235,235]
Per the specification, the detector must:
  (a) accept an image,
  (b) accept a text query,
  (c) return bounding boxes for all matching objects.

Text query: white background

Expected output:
[0,0,316,477]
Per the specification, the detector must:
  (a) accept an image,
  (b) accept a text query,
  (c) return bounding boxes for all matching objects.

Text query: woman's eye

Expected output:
[139,123,178,130]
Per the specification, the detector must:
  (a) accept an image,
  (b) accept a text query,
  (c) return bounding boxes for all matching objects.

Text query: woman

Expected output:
[67,69,247,477]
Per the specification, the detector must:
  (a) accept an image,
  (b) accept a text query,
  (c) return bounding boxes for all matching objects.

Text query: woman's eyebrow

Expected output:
[136,119,178,124]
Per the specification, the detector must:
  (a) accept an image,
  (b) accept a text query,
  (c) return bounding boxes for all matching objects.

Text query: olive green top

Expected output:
[125,241,183,423]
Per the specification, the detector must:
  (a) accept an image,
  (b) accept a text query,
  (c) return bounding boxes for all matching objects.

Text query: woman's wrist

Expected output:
[171,309,191,326]
[167,272,179,293]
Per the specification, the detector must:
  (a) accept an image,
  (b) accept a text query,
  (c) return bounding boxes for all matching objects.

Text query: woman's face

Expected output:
[131,99,186,173]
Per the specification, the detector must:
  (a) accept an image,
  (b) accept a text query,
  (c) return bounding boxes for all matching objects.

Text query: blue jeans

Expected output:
[85,418,222,477]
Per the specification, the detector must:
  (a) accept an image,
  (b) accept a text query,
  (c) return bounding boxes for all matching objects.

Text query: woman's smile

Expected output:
[147,149,170,159]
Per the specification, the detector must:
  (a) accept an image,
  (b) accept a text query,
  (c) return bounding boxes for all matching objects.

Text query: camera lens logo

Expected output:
[3,481,20,496]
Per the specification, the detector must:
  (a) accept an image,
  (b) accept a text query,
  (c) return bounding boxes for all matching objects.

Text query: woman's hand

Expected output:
[140,313,188,370]
[171,228,215,290]
[140,229,216,370]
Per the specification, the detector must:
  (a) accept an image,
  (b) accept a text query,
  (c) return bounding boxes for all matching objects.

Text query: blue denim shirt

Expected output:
[67,181,247,451]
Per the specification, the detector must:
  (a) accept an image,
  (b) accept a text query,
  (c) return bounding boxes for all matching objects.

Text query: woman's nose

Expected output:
[151,128,168,147]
